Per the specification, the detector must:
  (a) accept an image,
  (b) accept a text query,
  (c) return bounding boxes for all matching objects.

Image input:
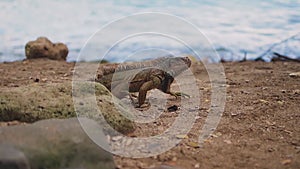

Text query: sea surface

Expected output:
[0,0,299,62]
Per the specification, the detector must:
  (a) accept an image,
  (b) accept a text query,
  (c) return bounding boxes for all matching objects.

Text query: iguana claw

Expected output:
[171,92,190,98]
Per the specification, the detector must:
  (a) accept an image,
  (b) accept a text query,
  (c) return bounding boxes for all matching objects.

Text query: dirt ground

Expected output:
[0,58,299,169]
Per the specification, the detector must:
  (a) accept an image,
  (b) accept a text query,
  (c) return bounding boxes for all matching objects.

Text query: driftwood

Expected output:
[254,33,300,62]
[271,52,300,63]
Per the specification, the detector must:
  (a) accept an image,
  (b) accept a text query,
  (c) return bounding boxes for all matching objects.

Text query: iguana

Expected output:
[96,56,192,107]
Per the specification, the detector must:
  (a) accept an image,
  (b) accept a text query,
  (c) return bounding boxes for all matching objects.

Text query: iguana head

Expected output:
[166,56,191,68]
[160,56,192,77]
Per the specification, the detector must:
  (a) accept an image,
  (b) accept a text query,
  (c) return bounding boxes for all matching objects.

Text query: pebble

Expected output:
[168,105,178,112]
[289,72,300,78]
[176,135,188,139]
[281,159,292,165]
[41,78,47,82]
[231,112,241,116]
[259,99,269,104]
[195,116,201,120]
[281,90,286,93]
[125,139,133,146]
[187,141,200,148]
[171,157,177,161]
[268,147,275,152]
[277,100,284,105]
[293,89,300,94]
[111,136,123,141]
[224,140,232,144]
[7,121,21,126]
[210,132,222,138]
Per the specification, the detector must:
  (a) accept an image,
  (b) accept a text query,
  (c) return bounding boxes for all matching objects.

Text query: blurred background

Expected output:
[0,0,299,62]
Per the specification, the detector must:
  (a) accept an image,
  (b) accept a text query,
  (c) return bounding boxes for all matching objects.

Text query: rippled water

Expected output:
[0,0,299,62]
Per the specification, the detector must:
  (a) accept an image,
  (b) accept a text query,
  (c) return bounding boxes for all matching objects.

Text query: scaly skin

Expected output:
[96,57,192,107]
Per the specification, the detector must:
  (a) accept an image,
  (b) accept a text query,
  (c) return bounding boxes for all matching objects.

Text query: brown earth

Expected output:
[0,58,299,169]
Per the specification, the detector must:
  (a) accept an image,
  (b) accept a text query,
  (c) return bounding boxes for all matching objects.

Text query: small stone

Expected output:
[125,139,133,146]
[224,140,232,144]
[281,90,286,93]
[171,157,177,161]
[215,132,222,137]
[187,141,200,148]
[266,120,276,126]
[195,163,200,168]
[111,136,123,141]
[168,105,178,112]
[259,99,269,104]
[176,135,188,139]
[231,112,241,116]
[41,78,47,82]
[7,121,21,126]
[293,89,300,95]
[268,147,275,152]
[241,90,250,94]
[34,78,39,82]
[281,159,292,165]
[210,134,218,138]
[277,101,284,105]
[289,72,300,78]
[195,116,201,120]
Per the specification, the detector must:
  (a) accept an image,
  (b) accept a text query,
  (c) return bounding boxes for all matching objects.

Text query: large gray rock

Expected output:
[0,82,135,134]
[25,37,68,60]
[0,144,30,169]
[0,118,115,169]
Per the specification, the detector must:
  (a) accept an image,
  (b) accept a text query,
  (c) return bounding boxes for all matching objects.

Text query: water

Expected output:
[0,0,299,62]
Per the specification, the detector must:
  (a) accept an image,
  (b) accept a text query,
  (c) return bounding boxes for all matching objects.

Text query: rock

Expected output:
[167,105,178,112]
[0,118,115,169]
[0,82,135,134]
[293,89,300,95]
[289,72,300,78]
[0,144,30,169]
[223,139,232,144]
[175,135,188,139]
[187,141,200,148]
[281,159,292,165]
[25,37,68,60]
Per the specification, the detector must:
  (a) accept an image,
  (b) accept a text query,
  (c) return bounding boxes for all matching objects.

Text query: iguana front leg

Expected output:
[137,76,161,107]
[161,76,190,99]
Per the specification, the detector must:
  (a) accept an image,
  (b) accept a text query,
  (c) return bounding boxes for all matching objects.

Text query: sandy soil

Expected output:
[0,58,299,169]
